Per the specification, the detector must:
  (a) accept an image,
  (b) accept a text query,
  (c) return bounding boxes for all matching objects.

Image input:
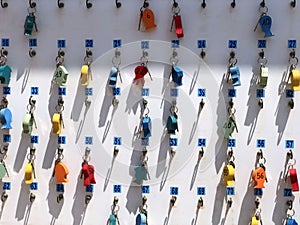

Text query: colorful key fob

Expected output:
[80,65,89,86]
[252,167,266,188]
[223,164,235,186]
[171,66,183,86]
[0,108,12,129]
[82,163,96,186]
[25,163,33,184]
[291,69,300,91]
[55,162,69,183]
[166,114,178,135]
[289,168,299,192]
[142,116,151,138]
[142,8,156,30]
[23,113,33,134]
[229,66,241,86]
[134,65,149,86]
[259,14,273,38]
[0,163,7,179]
[0,64,11,84]
[54,65,68,86]
[136,213,147,225]
[108,67,119,88]
[287,218,298,225]
[259,67,268,88]
[174,15,183,38]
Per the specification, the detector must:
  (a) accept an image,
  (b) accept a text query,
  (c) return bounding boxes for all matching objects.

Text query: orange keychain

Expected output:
[252,165,267,188]
[138,0,156,31]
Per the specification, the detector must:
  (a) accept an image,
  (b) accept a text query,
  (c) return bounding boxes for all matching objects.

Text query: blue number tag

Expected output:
[85,39,94,48]
[142,88,150,96]
[286,140,294,149]
[198,88,206,97]
[3,182,11,190]
[228,40,237,49]
[58,136,66,145]
[56,184,64,192]
[85,88,93,96]
[169,138,178,147]
[256,89,265,98]
[142,185,150,194]
[286,89,294,98]
[31,87,39,95]
[170,187,179,195]
[254,188,263,196]
[197,187,206,195]
[197,40,206,49]
[85,136,93,145]
[86,185,94,193]
[29,38,37,47]
[226,187,235,195]
[57,40,66,48]
[141,138,149,146]
[113,137,122,145]
[1,38,9,47]
[228,89,236,98]
[228,139,236,147]
[113,87,121,96]
[3,87,11,95]
[257,40,266,48]
[113,185,122,193]
[31,135,39,144]
[141,41,149,49]
[284,188,293,197]
[288,40,297,49]
[198,138,206,147]
[30,182,38,191]
[170,88,178,97]
[3,134,11,143]
[257,139,266,148]
[171,40,180,48]
[58,87,66,96]
[113,39,122,48]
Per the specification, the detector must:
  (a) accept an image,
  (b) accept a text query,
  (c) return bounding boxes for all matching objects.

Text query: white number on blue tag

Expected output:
[86,185,94,193]
[198,138,206,147]
[286,89,294,98]
[170,88,178,97]
[228,89,236,97]
[58,87,66,96]
[3,87,10,95]
[141,41,149,49]
[85,88,93,96]
[288,40,297,49]
[198,88,206,97]
[1,38,9,47]
[169,138,178,147]
[141,138,149,146]
[256,89,265,98]
[284,188,293,197]
[257,40,266,48]
[29,38,37,47]
[3,134,10,143]
[171,40,180,48]
[3,182,11,190]
[56,184,64,192]
[85,39,94,48]
[142,88,150,96]
[113,39,122,48]
[254,188,263,196]
[197,40,206,49]
[113,87,121,96]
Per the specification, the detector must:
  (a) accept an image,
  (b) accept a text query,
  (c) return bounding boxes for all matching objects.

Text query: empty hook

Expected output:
[1,0,8,8]
[29,48,36,57]
[231,0,236,8]
[86,0,92,8]
[115,0,121,8]
[29,0,36,8]
[201,0,206,8]
[57,0,64,8]
[291,0,296,7]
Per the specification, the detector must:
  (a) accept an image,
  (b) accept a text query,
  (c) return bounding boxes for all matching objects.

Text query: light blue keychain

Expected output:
[0,97,12,130]
[287,218,298,225]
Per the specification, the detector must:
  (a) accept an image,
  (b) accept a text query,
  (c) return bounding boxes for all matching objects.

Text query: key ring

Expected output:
[170,104,178,114]
[259,5,268,14]
[172,5,180,14]
[258,57,268,67]
[0,55,7,66]
[289,57,298,68]
[84,56,93,66]
[28,6,36,14]
[287,208,295,217]
[27,153,36,161]
[228,107,236,115]
[288,158,296,167]
[228,57,237,67]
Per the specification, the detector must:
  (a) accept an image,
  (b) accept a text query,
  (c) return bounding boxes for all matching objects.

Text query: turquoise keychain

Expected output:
[0,48,11,85]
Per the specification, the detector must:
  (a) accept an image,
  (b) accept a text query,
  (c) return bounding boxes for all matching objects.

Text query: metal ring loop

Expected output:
[0,55,7,65]
[27,104,36,112]
[228,107,236,115]
[56,56,64,66]
[258,157,266,165]
[229,57,237,66]
[84,56,93,65]
[170,105,178,114]
[112,56,121,67]
[288,158,296,167]
[287,208,295,217]
[111,204,120,213]
[172,6,180,14]
[289,57,299,67]
[28,6,36,14]
[55,105,64,113]
[258,57,268,66]
[140,56,148,65]
[82,155,91,162]
[55,153,64,161]
[143,107,150,117]
[259,6,268,14]
[27,153,36,161]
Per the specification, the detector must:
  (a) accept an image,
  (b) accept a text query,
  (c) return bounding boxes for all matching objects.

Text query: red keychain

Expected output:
[133,50,152,86]
[170,0,183,38]
[289,167,299,192]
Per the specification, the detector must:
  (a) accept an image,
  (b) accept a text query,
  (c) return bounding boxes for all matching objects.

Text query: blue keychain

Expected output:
[254,6,273,38]
[166,114,178,135]
[0,65,11,85]
[171,65,183,86]
[136,213,147,225]
[0,97,12,130]
[287,218,298,225]
[24,5,38,36]
[142,116,151,138]
[229,66,241,86]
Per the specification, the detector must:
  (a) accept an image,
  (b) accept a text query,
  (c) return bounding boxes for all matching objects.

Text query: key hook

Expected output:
[115,0,121,8]
[172,0,178,8]
[1,0,8,8]
[86,0,92,8]
[291,0,296,7]
[201,0,206,8]
[29,0,36,8]
[231,0,236,8]
[57,0,64,8]
[260,0,265,8]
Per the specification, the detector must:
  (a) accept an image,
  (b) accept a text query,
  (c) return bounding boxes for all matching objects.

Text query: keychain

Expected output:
[52,97,64,135]
[224,100,238,139]
[137,99,152,138]
[288,49,300,91]
[80,48,93,86]
[53,49,69,86]
[223,150,235,187]
[134,148,150,185]
[252,150,267,189]
[0,97,12,130]
[0,48,12,85]
[81,147,96,186]
[225,51,241,86]
[254,2,274,38]
[138,0,156,31]
[53,146,69,183]
[108,197,120,225]
[136,196,148,225]
[23,96,37,134]
[25,147,36,184]
[251,198,262,225]
[169,48,183,86]
[108,48,122,88]
[24,2,38,36]
[170,0,183,38]
[257,50,268,88]
[133,50,152,86]
[285,200,298,225]
[166,101,179,135]
[285,151,299,192]
[0,145,9,180]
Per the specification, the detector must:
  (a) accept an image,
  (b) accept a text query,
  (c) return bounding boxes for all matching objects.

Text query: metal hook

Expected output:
[200,49,206,59]
[113,146,119,157]
[172,0,178,8]
[82,147,91,163]
[291,0,296,7]
[115,0,121,8]
[86,0,92,8]
[170,196,177,206]
[29,48,36,57]
[231,0,236,8]
[197,197,204,208]
[260,0,265,7]
[0,48,8,57]
[287,149,294,159]
[1,0,8,8]
[201,0,206,8]
[29,0,36,8]
[57,0,64,8]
